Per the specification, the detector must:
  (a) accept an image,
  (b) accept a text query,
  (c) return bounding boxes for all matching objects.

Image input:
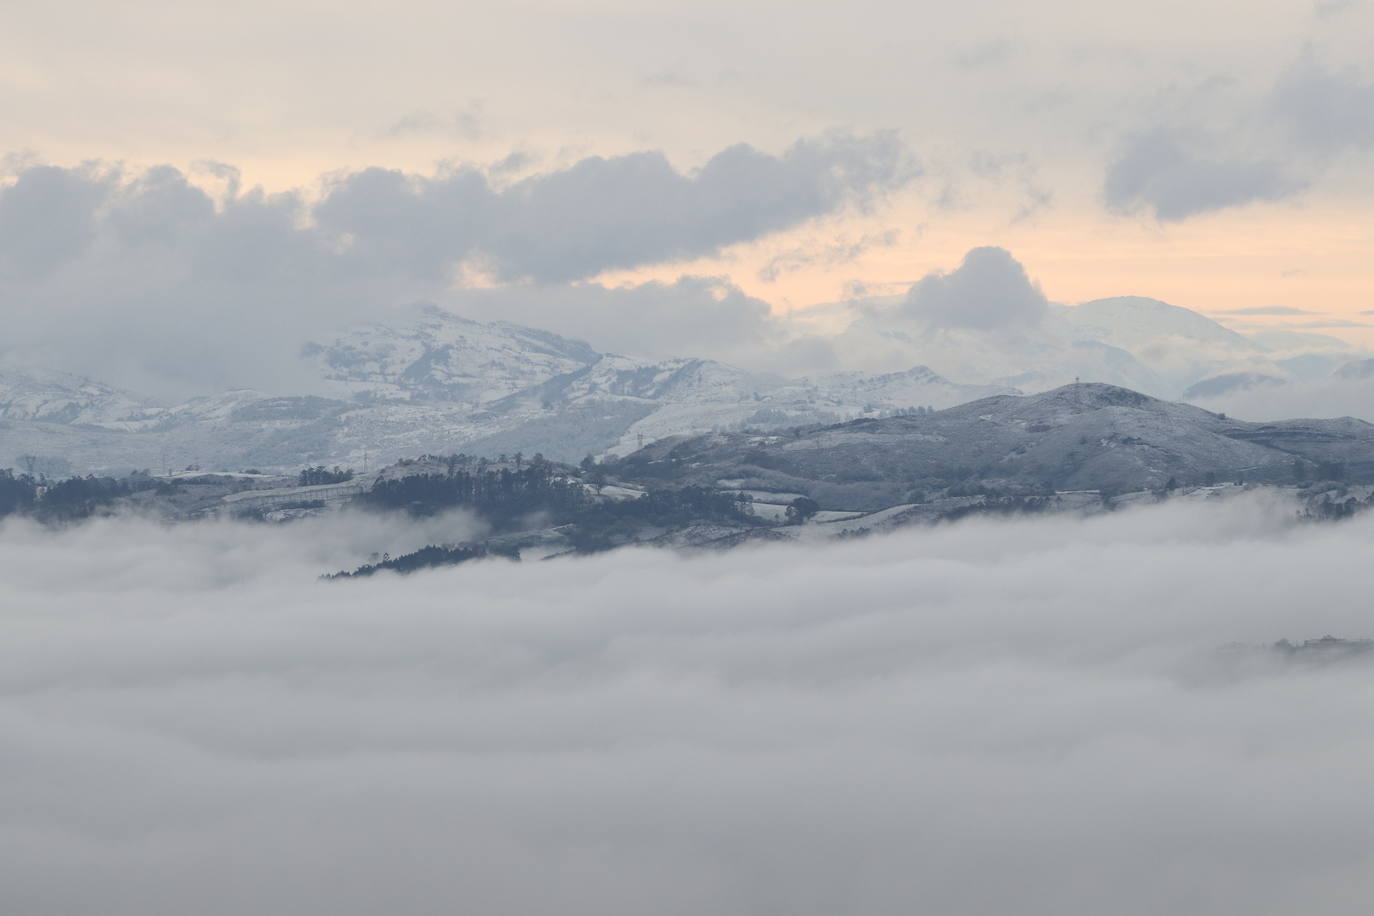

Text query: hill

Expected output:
[0,306,1009,474]
[613,383,1374,510]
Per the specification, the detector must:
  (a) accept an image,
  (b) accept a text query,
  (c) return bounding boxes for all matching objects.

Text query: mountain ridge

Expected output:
[0,306,1007,474]
[614,382,1374,510]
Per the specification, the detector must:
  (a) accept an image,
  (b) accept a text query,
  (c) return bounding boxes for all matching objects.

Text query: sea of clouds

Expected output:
[3,495,1374,915]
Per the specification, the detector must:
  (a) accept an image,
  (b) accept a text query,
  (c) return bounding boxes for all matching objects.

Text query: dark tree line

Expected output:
[325,543,520,579]
[0,469,37,518]
[298,466,355,486]
[563,485,757,552]
[356,462,758,555]
[1303,492,1372,522]
[0,469,162,523]
[361,464,591,530]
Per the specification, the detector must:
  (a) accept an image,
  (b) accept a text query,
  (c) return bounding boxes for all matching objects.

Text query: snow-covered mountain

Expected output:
[303,304,601,404]
[1059,297,1255,353]
[1055,297,1269,394]
[630,381,1374,507]
[5,297,1368,475]
[826,292,1361,400]
[0,368,155,426]
[0,307,1010,474]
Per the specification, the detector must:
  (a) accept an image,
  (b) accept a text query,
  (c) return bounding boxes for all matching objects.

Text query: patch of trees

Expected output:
[786,496,819,524]
[342,470,760,571]
[0,469,37,518]
[944,481,1050,499]
[326,543,519,579]
[360,459,760,556]
[0,469,161,523]
[1303,492,1372,522]
[938,495,1054,523]
[298,466,354,486]
[565,486,758,553]
[361,463,590,530]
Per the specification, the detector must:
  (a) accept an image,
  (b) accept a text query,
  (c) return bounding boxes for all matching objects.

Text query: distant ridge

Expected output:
[0,307,1011,474]
[616,382,1374,509]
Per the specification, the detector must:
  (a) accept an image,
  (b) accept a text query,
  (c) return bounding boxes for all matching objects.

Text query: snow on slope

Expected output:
[1060,297,1255,352]
[303,303,600,404]
[1,303,1017,473]
[826,294,1328,399]
[0,367,156,426]
[1055,297,1272,395]
[8,297,1364,474]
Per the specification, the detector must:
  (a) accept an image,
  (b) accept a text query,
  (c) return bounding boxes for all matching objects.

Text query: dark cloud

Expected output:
[0,132,915,395]
[317,131,919,283]
[0,165,405,397]
[1269,53,1374,154]
[1103,128,1304,221]
[0,165,114,278]
[1102,50,1374,221]
[453,276,783,365]
[313,165,495,285]
[902,246,1048,331]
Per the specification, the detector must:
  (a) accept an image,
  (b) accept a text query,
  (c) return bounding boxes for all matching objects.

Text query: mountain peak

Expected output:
[1036,381,1164,408]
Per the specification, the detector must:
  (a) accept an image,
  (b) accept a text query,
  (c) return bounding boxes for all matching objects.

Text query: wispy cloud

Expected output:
[1214,305,1317,316]
[757,230,901,283]
[378,101,485,141]
[0,132,919,395]
[1283,319,1372,328]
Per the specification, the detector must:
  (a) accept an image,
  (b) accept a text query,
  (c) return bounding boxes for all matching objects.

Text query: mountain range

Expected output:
[7,380,1370,567]
[0,305,1009,474]
[619,382,1374,510]
[1,298,1369,476]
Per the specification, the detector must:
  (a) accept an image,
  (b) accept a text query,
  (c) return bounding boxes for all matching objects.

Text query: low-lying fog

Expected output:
[3,495,1373,915]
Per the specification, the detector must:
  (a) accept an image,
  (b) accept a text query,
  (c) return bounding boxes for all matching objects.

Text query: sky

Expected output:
[3,0,1372,349]
[7,11,1374,907]
[5,495,1374,915]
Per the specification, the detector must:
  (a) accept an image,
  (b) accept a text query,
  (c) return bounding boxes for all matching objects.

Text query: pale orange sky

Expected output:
[3,0,1373,349]
[600,187,1374,343]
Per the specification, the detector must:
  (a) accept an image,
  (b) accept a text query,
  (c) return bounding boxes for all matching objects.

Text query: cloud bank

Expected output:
[1102,47,1374,221]
[901,245,1048,330]
[315,130,916,284]
[1103,128,1303,221]
[4,497,1374,915]
[0,132,914,397]
[1190,373,1374,422]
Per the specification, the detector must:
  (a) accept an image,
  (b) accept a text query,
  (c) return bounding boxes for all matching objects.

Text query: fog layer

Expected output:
[3,497,1373,915]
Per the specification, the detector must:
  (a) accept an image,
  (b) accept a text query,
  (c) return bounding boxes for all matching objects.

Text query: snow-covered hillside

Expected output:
[303,304,601,404]
[5,298,1368,475]
[825,290,1371,401]
[0,368,156,426]
[0,306,1014,474]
